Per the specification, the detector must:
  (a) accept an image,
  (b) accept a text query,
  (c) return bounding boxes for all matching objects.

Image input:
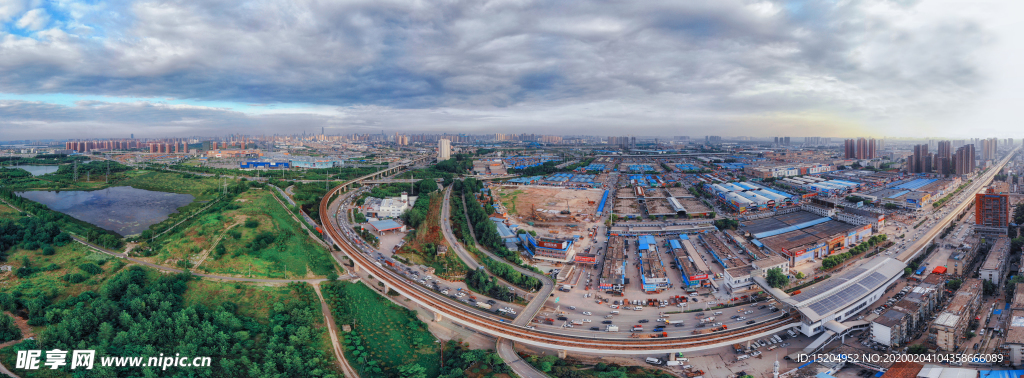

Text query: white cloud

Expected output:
[0,0,26,23]
[15,8,49,31]
[0,0,1021,138]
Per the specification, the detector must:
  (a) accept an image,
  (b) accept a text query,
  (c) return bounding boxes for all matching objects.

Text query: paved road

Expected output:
[446,186,555,327]
[896,146,1019,263]
[440,186,484,271]
[496,338,548,378]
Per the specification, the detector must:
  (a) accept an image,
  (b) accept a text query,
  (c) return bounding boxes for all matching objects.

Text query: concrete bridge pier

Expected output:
[557,350,567,359]
[434,311,443,322]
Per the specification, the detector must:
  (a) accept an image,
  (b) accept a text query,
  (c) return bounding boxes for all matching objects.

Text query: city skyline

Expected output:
[0,1,1022,139]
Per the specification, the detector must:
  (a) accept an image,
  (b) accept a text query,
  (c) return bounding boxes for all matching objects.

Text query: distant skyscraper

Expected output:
[438,139,451,161]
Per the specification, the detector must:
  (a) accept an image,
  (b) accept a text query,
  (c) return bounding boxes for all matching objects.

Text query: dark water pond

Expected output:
[17,186,195,236]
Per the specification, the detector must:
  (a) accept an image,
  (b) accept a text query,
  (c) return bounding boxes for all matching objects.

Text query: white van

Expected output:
[737,355,749,361]
[610,311,619,315]
[713,311,723,315]
[645,357,663,365]
[681,365,692,370]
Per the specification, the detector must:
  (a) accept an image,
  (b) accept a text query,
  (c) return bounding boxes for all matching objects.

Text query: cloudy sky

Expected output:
[0,0,1021,140]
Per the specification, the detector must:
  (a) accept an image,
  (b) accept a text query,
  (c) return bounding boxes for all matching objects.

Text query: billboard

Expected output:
[575,254,597,263]
[689,274,709,281]
[538,239,568,249]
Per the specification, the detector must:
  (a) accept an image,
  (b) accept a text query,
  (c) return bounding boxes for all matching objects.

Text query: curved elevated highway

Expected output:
[320,165,801,355]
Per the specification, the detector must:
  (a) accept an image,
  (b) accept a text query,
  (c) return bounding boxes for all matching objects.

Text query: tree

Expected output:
[766,267,789,288]
[907,344,928,354]
[0,313,21,342]
[397,363,428,378]
[983,280,998,296]
[946,279,963,291]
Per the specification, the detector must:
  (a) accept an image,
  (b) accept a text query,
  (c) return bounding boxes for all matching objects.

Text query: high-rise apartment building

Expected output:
[975,186,1009,235]
[953,144,976,175]
[982,138,998,161]
[908,144,931,173]
[437,139,451,161]
[844,139,855,159]
[845,138,877,159]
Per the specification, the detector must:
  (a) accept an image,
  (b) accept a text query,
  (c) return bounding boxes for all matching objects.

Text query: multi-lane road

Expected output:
[896,147,1019,263]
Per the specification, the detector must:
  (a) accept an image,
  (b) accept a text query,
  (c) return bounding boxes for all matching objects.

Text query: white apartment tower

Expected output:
[438,139,452,161]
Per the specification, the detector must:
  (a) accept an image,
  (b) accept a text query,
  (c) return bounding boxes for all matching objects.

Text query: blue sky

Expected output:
[1,0,1022,139]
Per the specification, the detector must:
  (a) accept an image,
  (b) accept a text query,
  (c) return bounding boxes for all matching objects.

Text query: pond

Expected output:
[17,186,195,236]
[17,165,60,176]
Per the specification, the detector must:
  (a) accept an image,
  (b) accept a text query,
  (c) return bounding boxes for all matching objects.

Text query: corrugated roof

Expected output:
[753,217,832,239]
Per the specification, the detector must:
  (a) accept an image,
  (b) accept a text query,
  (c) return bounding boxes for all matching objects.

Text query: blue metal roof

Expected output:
[894,178,936,190]
[669,239,681,250]
[752,217,832,239]
[368,219,403,231]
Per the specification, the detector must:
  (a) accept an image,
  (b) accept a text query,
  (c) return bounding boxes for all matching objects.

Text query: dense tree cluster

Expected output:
[14,267,338,377]
[436,340,511,378]
[465,269,516,301]
[400,191,435,230]
[432,154,473,174]
[0,213,73,263]
[526,354,673,378]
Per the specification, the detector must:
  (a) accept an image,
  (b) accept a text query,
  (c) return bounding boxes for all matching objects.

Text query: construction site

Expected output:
[491,186,606,225]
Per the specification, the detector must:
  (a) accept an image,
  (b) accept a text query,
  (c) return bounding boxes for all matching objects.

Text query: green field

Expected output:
[0,202,23,220]
[323,281,441,378]
[151,188,337,278]
[118,169,222,198]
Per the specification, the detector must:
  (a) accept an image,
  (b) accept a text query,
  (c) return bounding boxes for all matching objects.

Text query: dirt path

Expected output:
[190,220,243,268]
[313,283,361,378]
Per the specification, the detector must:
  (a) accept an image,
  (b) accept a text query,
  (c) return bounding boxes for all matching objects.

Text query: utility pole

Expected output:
[105,160,109,183]
[73,160,78,182]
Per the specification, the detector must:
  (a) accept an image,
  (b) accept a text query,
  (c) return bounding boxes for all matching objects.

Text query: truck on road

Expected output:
[605,325,619,332]
[476,302,491,310]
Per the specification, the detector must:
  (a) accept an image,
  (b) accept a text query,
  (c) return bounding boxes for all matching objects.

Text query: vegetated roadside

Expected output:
[524,353,676,378]
[322,280,513,378]
[395,191,469,280]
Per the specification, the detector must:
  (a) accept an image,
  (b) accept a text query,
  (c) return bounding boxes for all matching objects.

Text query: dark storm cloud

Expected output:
[0,0,994,136]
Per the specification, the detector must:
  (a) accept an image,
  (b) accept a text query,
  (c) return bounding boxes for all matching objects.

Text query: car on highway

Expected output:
[602,320,613,324]
[746,320,756,325]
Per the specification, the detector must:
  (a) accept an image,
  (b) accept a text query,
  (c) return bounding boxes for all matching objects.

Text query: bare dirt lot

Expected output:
[493,186,604,219]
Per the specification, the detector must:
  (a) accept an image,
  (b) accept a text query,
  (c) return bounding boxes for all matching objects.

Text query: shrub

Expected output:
[79,263,103,275]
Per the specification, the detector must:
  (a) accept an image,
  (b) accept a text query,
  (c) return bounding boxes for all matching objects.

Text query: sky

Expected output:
[0,0,1022,140]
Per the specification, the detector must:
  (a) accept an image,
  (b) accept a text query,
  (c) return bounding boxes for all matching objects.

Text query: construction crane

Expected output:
[560,200,571,214]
